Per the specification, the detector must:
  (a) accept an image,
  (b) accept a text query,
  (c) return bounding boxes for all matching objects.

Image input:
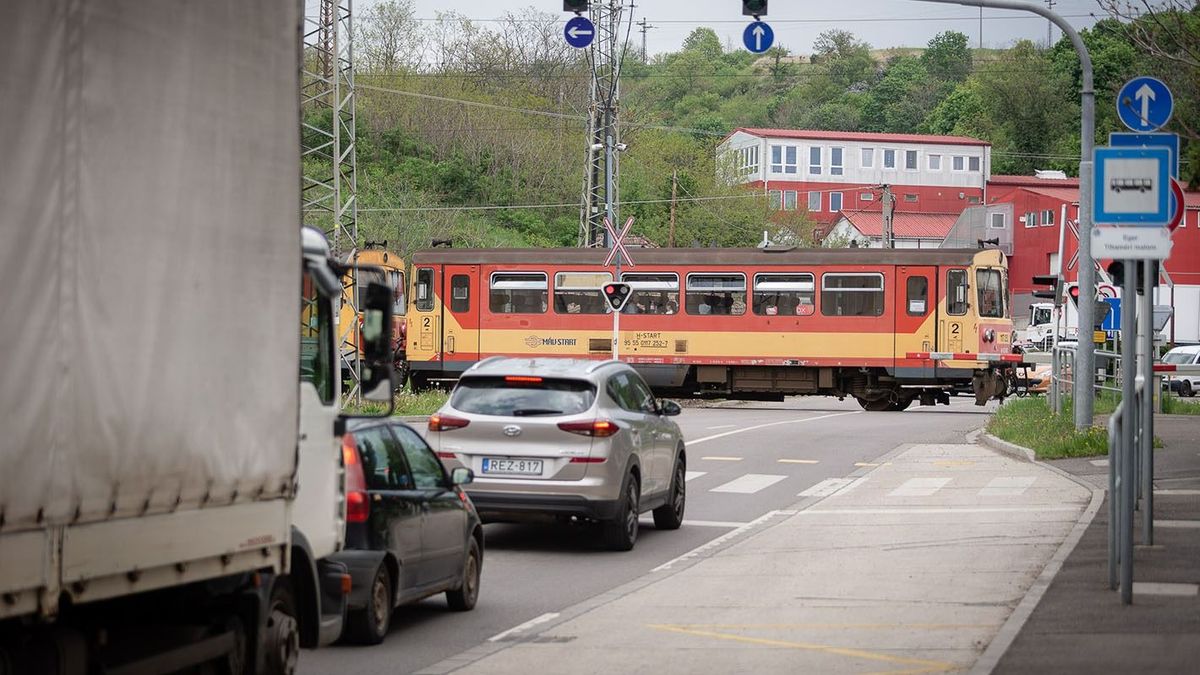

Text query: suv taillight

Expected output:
[342,434,369,523]
[429,413,470,432]
[557,419,619,437]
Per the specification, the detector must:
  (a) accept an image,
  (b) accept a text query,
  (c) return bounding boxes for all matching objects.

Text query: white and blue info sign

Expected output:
[1093,146,1172,225]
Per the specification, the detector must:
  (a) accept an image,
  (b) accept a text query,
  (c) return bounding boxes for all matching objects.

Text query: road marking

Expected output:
[711,473,788,494]
[1156,520,1200,529]
[647,624,956,673]
[488,612,560,642]
[799,478,853,497]
[1090,459,1109,467]
[684,470,707,482]
[801,507,1081,515]
[705,424,737,430]
[889,477,951,497]
[1155,489,1200,496]
[653,510,788,572]
[979,476,1036,496]
[934,460,976,468]
[683,520,748,528]
[854,461,890,467]
[777,458,819,464]
[838,476,869,495]
[1132,582,1199,596]
[701,456,742,462]
[689,410,863,445]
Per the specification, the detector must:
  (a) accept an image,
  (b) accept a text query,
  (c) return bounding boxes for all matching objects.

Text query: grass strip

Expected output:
[987,397,1109,460]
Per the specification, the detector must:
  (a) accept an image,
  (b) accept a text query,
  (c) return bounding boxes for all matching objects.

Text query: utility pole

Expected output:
[637,18,654,62]
[669,170,678,247]
[881,184,895,248]
[578,1,626,247]
[1044,0,1056,47]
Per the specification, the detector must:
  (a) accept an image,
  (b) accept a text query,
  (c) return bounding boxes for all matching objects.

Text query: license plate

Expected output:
[481,458,543,476]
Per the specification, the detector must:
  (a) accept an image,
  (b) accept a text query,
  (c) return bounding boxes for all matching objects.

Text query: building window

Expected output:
[621,272,679,315]
[686,273,746,316]
[489,272,547,314]
[859,192,875,201]
[883,149,896,169]
[821,273,884,317]
[784,190,798,211]
[967,196,981,204]
[952,156,965,171]
[807,191,821,212]
[736,146,759,176]
[968,156,981,172]
[753,273,815,316]
[554,271,611,315]
[768,190,782,211]
[904,150,918,170]
[830,192,843,212]
[904,193,918,203]
[770,145,796,174]
[989,212,1005,229]
[809,146,822,175]
[1041,209,1055,226]
[928,154,942,171]
[830,147,844,176]
[946,269,968,316]
[861,147,875,168]
[1024,212,1038,228]
[770,145,783,173]
[784,146,797,174]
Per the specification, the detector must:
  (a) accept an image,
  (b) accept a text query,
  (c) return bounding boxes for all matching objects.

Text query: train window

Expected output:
[946,269,968,315]
[554,272,612,315]
[906,276,929,316]
[415,268,434,312]
[622,272,679,315]
[821,273,884,317]
[685,273,746,316]
[489,272,547,314]
[753,274,815,316]
[390,270,406,314]
[977,269,1004,318]
[450,275,470,313]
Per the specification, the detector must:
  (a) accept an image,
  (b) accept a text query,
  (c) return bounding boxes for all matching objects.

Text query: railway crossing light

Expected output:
[1066,283,1081,308]
[1031,274,1062,303]
[563,1,589,13]
[602,283,633,312]
[742,0,768,17]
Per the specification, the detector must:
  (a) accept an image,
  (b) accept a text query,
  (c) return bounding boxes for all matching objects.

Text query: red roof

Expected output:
[838,211,960,239]
[989,174,1080,188]
[1014,185,1200,209]
[730,127,989,147]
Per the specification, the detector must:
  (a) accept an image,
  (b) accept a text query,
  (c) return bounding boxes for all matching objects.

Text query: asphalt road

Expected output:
[299,395,997,675]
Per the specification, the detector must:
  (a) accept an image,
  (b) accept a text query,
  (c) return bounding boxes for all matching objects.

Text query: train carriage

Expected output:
[338,243,409,384]
[403,247,1019,409]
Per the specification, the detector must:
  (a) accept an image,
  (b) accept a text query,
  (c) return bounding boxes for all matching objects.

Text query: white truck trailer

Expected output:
[0,2,392,673]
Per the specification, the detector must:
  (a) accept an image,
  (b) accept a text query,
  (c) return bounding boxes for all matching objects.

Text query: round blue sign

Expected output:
[742,21,774,54]
[1116,76,1173,132]
[564,16,595,49]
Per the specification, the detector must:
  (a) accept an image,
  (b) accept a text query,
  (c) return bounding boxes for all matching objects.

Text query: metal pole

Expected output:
[1141,261,1155,545]
[606,132,620,360]
[1119,260,1136,604]
[1107,402,1120,590]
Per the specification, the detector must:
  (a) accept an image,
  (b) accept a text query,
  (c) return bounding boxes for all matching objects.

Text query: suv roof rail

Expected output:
[466,355,507,372]
[585,359,622,374]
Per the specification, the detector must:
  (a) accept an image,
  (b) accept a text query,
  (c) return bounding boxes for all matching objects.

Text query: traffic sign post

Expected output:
[742,21,773,53]
[602,217,636,359]
[1092,146,1174,259]
[563,15,595,49]
[1116,76,1173,132]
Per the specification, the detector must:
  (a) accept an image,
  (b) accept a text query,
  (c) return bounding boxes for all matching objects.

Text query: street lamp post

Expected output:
[910,0,1096,430]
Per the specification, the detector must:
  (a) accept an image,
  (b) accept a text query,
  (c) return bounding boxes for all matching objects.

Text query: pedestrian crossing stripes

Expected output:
[684,471,707,482]
[711,474,787,494]
[888,478,951,497]
[799,478,854,497]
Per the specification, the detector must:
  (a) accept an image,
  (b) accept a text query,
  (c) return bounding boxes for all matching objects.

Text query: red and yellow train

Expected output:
[402,247,1020,410]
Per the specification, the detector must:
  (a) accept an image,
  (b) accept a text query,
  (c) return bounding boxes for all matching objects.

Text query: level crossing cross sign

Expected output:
[602,216,636,268]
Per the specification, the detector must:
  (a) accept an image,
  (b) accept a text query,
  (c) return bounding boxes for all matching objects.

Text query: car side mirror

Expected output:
[658,399,682,416]
[451,467,474,486]
[359,280,394,402]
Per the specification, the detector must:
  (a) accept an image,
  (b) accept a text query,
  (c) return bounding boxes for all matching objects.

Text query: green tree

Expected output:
[921,31,972,83]
[861,56,937,132]
[811,29,876,90]
[682,28,723,61]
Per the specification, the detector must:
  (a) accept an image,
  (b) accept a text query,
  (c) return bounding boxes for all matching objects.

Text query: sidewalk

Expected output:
[991,414,1200,674]
[418,440,1091,674]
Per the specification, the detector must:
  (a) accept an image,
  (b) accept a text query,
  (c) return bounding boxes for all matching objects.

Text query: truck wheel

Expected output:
[344,565,392,645]
[602,472,640,551]
[446,538,481,611]
[262,580,300,675]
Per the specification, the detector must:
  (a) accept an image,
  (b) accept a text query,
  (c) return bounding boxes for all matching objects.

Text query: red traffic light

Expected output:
[604,285,615,294]
[1066,284,1081,307]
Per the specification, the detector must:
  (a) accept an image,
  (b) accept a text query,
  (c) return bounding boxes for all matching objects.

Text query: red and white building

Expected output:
[824,211,960,249]
[718,128,991,225]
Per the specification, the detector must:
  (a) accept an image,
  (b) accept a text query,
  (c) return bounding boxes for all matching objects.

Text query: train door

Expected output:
[940,268,970,354]
[413,266,440,368]
[441,265,480,367]
[895,266,936,364]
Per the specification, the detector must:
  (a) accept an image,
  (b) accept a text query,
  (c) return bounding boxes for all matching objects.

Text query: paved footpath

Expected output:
[418,439,1091,674]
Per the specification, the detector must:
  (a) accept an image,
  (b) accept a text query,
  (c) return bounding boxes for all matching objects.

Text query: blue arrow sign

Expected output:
[742,21,773,54]
[1116,76,1173,132]
[1093,146,1171,225]
[564,16,595,49]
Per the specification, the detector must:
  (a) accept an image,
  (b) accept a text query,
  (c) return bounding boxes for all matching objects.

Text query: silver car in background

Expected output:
[425,357,686,551]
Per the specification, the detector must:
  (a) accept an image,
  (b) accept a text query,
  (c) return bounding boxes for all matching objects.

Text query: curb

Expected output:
[969,433,1106,675]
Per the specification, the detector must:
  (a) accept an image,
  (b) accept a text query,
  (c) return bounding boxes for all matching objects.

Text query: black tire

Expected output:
[603,472,640,551]
[856,396,892,412]
[344,565,392,646]
[446,538,482,611]
[887,397,914,412]
[261,580,300,675]
[652,452,686,530]
[1182,380,1194,398]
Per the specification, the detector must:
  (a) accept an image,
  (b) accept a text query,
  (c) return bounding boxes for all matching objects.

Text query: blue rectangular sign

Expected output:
[1093,146,1171,225]
[1109,132,1179,178]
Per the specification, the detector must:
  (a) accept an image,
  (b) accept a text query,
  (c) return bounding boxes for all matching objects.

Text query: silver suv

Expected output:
[426,357,686,551]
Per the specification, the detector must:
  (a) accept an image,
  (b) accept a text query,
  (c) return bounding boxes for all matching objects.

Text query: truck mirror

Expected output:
[360,280,394,402]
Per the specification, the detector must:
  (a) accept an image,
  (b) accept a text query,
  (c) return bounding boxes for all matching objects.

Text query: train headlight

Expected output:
[984,329,996,343]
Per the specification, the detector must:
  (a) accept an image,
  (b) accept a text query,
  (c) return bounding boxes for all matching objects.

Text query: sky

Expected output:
[401,0,1107,57]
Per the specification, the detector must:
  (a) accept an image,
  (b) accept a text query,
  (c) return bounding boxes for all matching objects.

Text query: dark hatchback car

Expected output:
[331,419,484,645]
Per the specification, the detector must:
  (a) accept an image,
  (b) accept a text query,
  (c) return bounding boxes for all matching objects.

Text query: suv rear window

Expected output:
[451,377,597,416]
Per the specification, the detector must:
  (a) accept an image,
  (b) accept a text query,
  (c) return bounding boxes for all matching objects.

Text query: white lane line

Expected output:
[888,477,951,497]
[689,410,863,445]
[1090,459,1110,467]
[799,478,853,497]
[778,459,819,464]
[802,507,1081,515]
[705,424,737,430]
[1156,520,1200,529]
[711,473,788,494]
[653,510,787,572]
[488,612,560,642]
[683,520,748,528]
[701,456,742,462]
[979,476,1036,496]
[684,470,708,482]
[855,462,890,467]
